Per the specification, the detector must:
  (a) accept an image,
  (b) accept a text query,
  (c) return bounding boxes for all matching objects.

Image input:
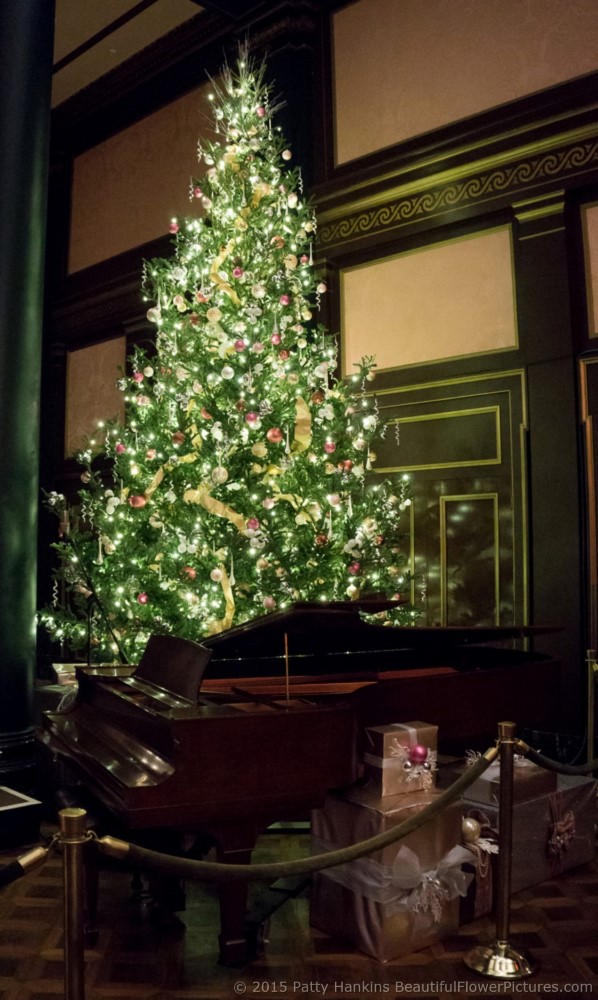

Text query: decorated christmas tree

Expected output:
[42,52,416,663]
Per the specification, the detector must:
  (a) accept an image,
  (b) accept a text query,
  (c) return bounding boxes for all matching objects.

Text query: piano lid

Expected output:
[200,600,557,662]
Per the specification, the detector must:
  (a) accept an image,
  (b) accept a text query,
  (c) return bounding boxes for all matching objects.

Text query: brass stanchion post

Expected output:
[59,807,88,1000]
[464,721,536,979]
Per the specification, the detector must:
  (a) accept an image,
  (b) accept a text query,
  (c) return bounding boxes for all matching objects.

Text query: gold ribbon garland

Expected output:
[183,483,247,533]
[205,563,236,635]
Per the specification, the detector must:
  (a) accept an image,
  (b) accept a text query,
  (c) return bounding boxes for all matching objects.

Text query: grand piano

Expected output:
[39,601,561,964]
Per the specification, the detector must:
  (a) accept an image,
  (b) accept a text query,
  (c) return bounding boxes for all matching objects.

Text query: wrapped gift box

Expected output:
[310,786,470,962]
[463,775,597,894]
[362,721,438,797]
[439,755,556,805]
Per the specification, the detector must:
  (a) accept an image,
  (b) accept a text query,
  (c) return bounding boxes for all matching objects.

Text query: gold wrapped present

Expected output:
[310,786,470,961]
[362,721,438,797]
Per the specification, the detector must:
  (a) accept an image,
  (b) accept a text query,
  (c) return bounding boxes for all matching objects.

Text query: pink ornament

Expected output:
[279,294,290,306]
[252,341,264,353]
[348,561,361,576]
[195,291,209,303]
[234,338,246,351]
[232,267,244,278]
[256,106,266,118]
[201,407,213,420]
[137,592,149,605]
[193,186,202,198]
[115,442,126,454]
[182,566,196,580]
[263,596,277,610]
[129,495,147,509]
[266,427,283,443]
[245,411,259,424]
[146,449,157,460]
[168,221,179,234]
[132,371,144,383]
[324,441,336,454]
[263,497,276,510]
[210,568,223,582]
[271,333,282,346]
[300,254,309,264]
[409,744,429,765]
[246,517,260,532]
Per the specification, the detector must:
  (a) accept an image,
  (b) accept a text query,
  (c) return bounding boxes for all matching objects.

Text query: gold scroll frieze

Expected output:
[317,136,598,251]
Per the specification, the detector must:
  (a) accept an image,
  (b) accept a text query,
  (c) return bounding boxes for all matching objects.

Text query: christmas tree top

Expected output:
[42,51,416,663]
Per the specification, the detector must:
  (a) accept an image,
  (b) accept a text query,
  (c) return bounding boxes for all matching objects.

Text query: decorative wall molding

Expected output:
[317,129,598,251]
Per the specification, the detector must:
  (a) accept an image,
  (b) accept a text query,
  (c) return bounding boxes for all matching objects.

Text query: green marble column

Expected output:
[0,0,55,787]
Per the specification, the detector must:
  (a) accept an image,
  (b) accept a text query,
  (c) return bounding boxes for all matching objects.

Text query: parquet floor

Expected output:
[0,822,597,1000]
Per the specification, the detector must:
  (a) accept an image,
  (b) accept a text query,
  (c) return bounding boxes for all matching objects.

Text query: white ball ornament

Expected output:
[210,568,223,582]
[211,466,229,485]
[282,149,292,161]
[221,365,235,380]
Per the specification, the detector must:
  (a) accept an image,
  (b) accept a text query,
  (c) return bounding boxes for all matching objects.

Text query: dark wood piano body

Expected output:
[40,603,561,964]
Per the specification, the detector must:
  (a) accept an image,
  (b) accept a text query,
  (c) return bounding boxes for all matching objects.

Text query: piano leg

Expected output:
[210,827,260,967]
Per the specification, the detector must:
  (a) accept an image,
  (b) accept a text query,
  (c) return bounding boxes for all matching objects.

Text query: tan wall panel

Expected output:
[341,228,516,375]
[333,0,598,164]
[65,338,126,457]
[582,203,598,338]
[69,82,213,273]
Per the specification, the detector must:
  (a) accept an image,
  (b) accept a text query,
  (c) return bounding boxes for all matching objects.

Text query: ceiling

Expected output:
[52,0,252,108]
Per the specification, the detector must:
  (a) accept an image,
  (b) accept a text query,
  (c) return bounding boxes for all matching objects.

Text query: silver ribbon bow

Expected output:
[391,845,474,921]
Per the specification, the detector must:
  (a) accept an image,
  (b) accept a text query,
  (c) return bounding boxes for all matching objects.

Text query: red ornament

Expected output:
[132,372,144,383]
[195,291,209,303]
[168,221,179,234]
[115,442,126,454]
[146,449,157,459]
[201,408,213,420]
[137,592,149,605]
[234,339,246,351]
[278,349,290,361]
[348,561,361,576]
[193,186,202,198]
[232,267,244,278]
[324,441,336,454]
[266,427,283,443]
[315,533,328,546]
[171,431,185,444]
[182,566,196,580]
[300,254,309,264]
[339,459,353,471]
[409,744,428,765]
[246,517,260,532]
[245,411,259,424]
[129,495,147,508]
[279,294,290,306]
[311,390,325,404]
[271,333,282,346]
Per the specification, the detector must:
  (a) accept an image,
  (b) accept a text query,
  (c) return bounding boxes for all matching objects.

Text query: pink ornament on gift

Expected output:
[409,744,429,764]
